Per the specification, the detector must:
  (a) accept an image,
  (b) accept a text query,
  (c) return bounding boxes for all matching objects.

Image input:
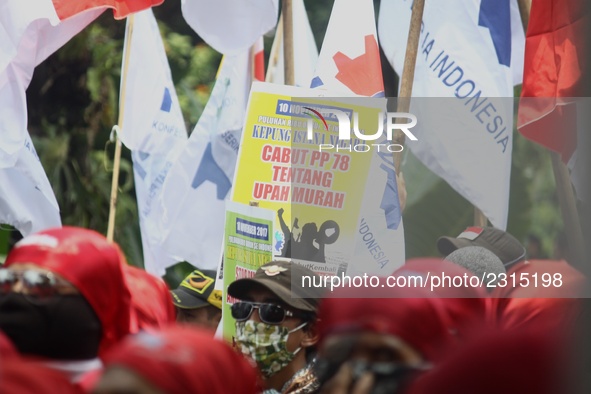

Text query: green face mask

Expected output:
[235,320,307,377]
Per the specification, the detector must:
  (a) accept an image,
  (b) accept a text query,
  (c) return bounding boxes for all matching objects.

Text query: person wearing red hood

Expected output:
[0,226,133,382]
[124,265,176,332]
[490,259,586,332]
[405,329,572,394]
[394,258,490,340]
[0,358,84,394]
[93,326,260,394]
[314,286,454,394]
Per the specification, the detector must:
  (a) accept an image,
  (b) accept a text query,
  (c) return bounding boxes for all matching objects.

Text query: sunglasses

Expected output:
[231,301,298,325]
[0,268,73,298]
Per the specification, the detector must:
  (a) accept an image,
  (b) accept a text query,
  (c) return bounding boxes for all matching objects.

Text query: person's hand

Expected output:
[278,207,284,216]
[319,363,374,394]
[397,171,407,213]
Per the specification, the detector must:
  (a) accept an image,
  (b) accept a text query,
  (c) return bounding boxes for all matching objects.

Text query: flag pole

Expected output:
[282,0,295,85]
[107,14,135,242]
[266,15,283,82]
[392,0,488,226]
[392,0,424,174]
[517,0,585,267]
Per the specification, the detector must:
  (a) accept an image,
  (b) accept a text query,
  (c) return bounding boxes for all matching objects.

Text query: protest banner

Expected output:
[232,82,383,275]
[222,200,275,342]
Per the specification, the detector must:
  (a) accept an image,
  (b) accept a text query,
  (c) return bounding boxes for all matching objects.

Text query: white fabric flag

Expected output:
[0,1,102,166]
[378,0,525,230]
[181,0,278,55]
[0,134,61,236]
[311,0,405,275]
[153,53,252,273]
[0,5,102,234]
[119,9,188,275]
[266,0,318,87]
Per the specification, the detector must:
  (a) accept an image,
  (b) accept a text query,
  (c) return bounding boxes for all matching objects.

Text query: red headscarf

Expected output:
[0,359,83,394]
[5,227,132,355]
[0,331,18,359]
[123,265,176,332]
[395,258,490,339]
[406,329,570,394]
[317,286,455,363]
[490,260,585,332]
[102,327,260,394]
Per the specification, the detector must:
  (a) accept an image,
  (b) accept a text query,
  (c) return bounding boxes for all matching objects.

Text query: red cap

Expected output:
[124,265,176,332]
[5,227,132,356]
[317,286,455,362]
[102,327,260,394]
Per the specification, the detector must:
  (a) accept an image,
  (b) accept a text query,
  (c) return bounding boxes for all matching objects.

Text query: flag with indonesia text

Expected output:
[119,9,188,275]
[378,0,525,230]
[311,0,405,276]
[152,53,253,273]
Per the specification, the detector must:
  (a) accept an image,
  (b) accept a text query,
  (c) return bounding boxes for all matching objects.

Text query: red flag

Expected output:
[52,0,163,20]
[517,0,589,162]
[253,37,265,82]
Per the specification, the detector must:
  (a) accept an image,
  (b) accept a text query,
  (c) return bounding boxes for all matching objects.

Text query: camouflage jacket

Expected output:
[263,364,320,394]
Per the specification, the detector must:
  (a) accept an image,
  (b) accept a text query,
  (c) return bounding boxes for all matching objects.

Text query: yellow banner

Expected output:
[232,82,383,274]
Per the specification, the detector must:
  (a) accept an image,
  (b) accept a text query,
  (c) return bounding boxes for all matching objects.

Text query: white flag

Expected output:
[0,3,103,234]
[119,9,188,275]
[0,134,61,236]
[311,0,405,275]
[378,0,525,229]
[0,1,103,166]
[311,0,384,97]
[181,0,278,55]
[153,53,252,273]
[266,0,318,87]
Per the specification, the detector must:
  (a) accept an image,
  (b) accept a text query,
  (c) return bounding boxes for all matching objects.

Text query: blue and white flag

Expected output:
[312,0,405,275]
[153,53,252,272]
[378,0,525,230]
[119,9,188,275]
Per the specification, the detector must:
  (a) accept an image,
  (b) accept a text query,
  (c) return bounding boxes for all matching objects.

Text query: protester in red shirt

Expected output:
[124,264,176,332]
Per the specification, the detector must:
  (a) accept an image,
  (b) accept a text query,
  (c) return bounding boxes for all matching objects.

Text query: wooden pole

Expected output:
[106,15,135,242]
[266,15,283,83]
[517,0,585,267]
[282,0,295,86]
[393,0,425,174]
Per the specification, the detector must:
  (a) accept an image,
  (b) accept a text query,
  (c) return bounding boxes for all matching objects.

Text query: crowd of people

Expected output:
[0,225,588,393]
